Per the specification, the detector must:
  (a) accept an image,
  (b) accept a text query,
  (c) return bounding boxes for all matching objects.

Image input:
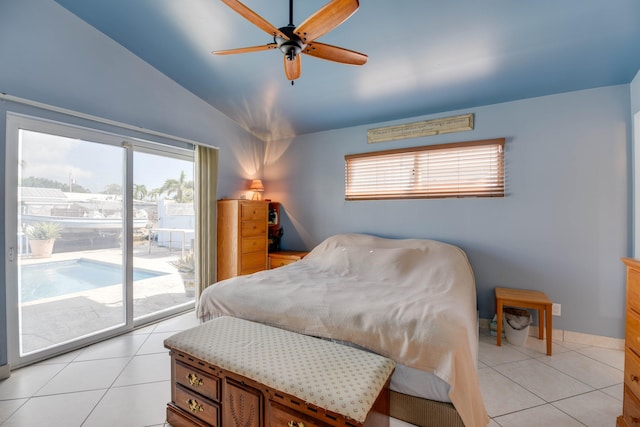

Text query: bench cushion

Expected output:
[164,316,395,423]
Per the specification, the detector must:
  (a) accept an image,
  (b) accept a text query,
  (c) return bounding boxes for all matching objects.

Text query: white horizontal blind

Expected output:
[345,138,505,200]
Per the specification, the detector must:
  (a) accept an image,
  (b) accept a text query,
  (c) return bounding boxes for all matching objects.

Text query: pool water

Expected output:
[20,259,167,302]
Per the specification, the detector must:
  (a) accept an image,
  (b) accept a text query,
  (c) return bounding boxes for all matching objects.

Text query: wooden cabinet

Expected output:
[217,200,268,281]
[619,258,640,427]
[268,251,309,269]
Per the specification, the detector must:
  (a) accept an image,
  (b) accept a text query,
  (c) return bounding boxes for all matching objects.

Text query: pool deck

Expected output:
[17,243,194,355]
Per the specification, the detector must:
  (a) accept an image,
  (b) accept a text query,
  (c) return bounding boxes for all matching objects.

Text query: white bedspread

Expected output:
[197,234,488,427]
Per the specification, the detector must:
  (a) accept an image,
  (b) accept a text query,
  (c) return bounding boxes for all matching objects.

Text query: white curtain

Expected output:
[195,145,219,298]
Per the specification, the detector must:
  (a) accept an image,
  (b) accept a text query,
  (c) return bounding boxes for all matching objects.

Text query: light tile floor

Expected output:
[0,312,624,426]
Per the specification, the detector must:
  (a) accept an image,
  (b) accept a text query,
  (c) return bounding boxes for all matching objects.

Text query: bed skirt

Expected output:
[391,391,464,427]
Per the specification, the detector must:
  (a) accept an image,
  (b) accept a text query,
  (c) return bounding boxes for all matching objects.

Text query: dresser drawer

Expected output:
[175,361,220,402]
[624,385,640,426]
[242,236,267,254]
[270,401,330,427]
[175,384,220,426]
[241,220,267,237]
[626,350,640,398]
[241,252,266,272]
[628,267,640,316]
[628,310,640,357]
[241,203,267,221]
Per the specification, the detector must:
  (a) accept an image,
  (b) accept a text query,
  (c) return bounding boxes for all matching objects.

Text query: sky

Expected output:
[20,130,193,194]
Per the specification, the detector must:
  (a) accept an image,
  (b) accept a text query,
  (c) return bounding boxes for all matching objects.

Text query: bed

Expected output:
[197,233,488,427]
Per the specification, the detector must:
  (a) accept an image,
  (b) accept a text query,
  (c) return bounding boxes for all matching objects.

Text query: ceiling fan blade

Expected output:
[284,55,301,81]
[294,0,359,43]
[220,0,287,38]
[303,42,367,65]
[213,44,277,55]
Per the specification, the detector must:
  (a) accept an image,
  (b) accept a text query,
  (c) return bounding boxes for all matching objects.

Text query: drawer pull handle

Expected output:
[187,399,204,413]
[632,374,640,382]
[288,422,305,427]
[187,373,203,387]
[632,417,640,424]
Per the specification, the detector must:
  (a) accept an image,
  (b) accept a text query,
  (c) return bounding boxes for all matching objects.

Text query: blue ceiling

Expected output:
[54,0,640,141]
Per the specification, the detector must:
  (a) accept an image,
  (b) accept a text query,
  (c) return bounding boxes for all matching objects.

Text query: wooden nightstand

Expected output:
[268,250,309,269]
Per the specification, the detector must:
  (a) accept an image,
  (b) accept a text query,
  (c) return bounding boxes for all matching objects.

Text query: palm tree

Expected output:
[103,183,122,195]
[148,188,161,201]
[158,171,194,203]
[133,184,148,200]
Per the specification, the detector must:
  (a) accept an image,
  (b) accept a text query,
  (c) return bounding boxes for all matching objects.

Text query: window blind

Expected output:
[345,138,505,200]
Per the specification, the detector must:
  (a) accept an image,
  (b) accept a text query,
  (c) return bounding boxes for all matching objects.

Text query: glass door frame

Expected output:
[5,112,195,368]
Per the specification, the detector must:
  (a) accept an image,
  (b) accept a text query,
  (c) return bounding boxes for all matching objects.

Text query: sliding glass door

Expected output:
[17,129,126,357]
[6,114,195,367]
[132,151,195,321]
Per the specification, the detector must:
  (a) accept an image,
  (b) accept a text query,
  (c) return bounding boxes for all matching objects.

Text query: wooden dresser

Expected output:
[619,258,640,427]
[217,200,268,281]
[164,317,394,427]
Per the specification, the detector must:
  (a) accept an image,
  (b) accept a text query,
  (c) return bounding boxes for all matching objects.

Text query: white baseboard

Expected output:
[0,364,10,380]
[479,317,624,351]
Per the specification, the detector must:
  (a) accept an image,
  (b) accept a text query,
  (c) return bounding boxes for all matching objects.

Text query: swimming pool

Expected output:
[20,259,168,302]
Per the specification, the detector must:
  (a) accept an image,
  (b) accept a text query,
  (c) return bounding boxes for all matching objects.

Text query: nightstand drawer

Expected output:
[270,258,297,269]
[175,384,220,426]
[175,361,220,402]
[268,251,309,269]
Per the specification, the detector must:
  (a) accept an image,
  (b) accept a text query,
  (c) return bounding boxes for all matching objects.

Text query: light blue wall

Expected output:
[631,70,640,257]
[632,70,640,115]
[0,0,264,367]
[265,85,631,339]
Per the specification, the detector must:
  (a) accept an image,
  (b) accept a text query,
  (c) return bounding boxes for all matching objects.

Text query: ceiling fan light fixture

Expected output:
[275,35,305,61]
[282,43,302,61]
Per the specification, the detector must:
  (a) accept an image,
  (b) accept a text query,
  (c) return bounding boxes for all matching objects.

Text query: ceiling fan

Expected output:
[213,0,367,84]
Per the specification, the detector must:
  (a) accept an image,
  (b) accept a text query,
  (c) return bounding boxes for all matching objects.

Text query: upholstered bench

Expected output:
[164,316,396,427]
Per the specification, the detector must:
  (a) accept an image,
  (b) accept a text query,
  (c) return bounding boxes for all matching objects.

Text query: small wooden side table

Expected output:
[495,287,553,356]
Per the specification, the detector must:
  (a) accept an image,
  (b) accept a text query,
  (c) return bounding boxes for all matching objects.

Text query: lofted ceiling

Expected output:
[54,0,640,142]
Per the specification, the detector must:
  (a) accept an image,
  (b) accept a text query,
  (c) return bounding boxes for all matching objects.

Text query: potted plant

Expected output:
[25,222,63,258]
[169,253,196,297]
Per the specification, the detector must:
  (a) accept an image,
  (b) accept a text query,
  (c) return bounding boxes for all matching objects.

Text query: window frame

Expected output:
[345,138,505,200]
